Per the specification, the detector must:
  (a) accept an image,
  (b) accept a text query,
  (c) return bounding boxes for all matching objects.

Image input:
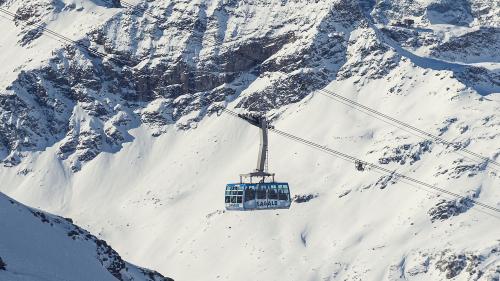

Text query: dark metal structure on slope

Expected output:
[225,114,291,211]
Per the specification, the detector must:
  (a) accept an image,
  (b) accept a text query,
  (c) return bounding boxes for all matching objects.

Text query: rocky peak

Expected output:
[0,0,498,172]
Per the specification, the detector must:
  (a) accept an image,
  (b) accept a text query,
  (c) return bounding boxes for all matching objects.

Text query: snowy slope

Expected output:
[0,192,173,281]
[0,0,121,89]
[2,73,500,280]
[0,0,500,280]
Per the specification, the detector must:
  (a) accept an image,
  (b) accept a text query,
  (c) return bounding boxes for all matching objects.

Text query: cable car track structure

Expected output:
[224,112,292,211]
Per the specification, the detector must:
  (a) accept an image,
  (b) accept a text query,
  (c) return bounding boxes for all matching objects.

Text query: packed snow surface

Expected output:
[0,0,499,280]
[0,192,172,281]
[2,76,500,280]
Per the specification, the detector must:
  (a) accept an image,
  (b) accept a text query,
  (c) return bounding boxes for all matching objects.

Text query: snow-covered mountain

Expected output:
[0,192,172,281]
[0,0,499,280]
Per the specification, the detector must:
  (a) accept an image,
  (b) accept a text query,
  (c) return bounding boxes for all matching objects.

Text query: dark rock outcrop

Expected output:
[292,193,319,203]
[428,189,480,222]
[378,140,432,165]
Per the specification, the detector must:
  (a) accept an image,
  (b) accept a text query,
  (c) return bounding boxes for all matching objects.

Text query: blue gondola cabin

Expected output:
[225,183,291,211]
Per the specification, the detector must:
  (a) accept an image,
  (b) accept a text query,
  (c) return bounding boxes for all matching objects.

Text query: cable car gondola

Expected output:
[225,114,291,211]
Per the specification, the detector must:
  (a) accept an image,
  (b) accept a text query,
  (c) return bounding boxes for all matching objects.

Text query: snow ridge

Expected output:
[0,192,173,281]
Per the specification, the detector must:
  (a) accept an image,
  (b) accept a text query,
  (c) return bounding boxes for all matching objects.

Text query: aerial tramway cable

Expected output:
[222,108,500,217]
[310,88,500,176]
[316,88,500,171]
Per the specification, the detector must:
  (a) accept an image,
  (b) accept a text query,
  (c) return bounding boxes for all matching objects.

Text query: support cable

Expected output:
[317,88,500,170]
[222,108,500,217]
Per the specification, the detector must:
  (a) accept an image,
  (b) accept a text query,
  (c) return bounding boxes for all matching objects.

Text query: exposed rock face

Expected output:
[434,158,489,179]
[435,252,469,279]
[0,1,499,280]
[367,172,399,190]
[428,189,480,222]
[381,26,440,49]
[370,0,499,27]
[391,246,500,280]
[292,193,319,203]
[7,0,121,46]
[431,27,500,64]
[434,248,499,280]
[0,0,498,173]
[0,0,365,170]
[378,140,432,165]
